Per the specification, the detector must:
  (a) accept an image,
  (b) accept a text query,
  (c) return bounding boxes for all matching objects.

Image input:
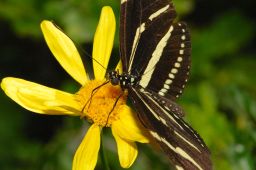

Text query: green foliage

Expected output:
[0,0,255,169]
[0,0,119,42]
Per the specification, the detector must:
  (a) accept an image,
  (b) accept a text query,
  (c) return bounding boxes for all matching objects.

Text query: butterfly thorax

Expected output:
[108,71,139,89]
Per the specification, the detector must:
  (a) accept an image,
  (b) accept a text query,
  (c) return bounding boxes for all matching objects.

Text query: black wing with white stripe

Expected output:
[120,0,176,72]
[129,86,212,170]
[120,0,190,101]
[119,0,212,169]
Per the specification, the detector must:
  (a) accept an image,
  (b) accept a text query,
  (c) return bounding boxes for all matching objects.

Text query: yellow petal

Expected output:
[112,128,138,168]
[1,77,81,116]
[73,124,101,170]
[112,105,149,143]
[115,60,123,73]
[93,6,116,80]
[41,20,88,85]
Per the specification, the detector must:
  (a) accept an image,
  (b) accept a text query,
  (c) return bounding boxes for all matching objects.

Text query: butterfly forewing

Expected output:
[119,0,212,169]
[129,86,212,170]
[120,0,190,100]
[120,0,176,73]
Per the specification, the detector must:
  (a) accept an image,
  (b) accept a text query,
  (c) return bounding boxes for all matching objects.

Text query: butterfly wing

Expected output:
[120,0,190,101]
[120,0,176,72]
[119,0,212,169]
[129,86,212,170]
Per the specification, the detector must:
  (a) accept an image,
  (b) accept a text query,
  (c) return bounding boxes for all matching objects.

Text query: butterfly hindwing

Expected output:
[129,86,212,170]
[145,88,186,117]
[119,0,212,169]
[138,22,191,100]
[120,0,190,100]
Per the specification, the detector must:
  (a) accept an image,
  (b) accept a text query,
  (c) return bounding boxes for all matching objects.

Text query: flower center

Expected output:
[76,80,127,127]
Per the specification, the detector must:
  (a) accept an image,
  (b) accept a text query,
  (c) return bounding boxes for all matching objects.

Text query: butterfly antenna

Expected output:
[50,21,107,71]
[79,47,107,70]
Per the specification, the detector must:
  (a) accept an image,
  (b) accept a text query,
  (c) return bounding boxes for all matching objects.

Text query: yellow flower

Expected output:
[1,6,149,170]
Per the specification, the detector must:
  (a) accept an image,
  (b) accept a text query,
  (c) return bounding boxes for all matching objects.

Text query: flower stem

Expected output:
[100,131,110,170]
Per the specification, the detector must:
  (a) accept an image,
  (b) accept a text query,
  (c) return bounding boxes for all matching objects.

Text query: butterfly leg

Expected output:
[105,91,123,127]
[82,80,110,114]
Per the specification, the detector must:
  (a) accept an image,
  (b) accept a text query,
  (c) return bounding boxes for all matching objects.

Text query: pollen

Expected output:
[76,80,127,127]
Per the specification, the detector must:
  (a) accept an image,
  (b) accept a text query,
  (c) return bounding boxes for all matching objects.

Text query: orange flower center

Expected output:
[76,80,127,127]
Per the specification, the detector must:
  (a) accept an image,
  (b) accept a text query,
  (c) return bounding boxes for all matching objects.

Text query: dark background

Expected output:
[0,0,256,169]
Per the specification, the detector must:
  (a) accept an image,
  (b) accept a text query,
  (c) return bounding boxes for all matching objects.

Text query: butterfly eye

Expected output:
[107,71,119,85]
[110,77,119,86]
[118,0,211,169]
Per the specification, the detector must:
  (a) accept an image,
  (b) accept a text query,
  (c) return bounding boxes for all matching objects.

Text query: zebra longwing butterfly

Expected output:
[108,0,212,169]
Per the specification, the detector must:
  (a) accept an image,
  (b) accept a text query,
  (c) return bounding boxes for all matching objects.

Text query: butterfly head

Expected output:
[108,70,119,86]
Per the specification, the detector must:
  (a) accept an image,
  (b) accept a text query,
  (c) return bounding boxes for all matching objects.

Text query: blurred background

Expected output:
[0,0,255,169]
